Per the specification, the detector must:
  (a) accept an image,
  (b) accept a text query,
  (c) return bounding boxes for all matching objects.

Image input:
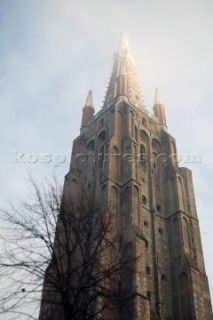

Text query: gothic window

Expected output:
[152,139,160,154]
[99,146,104,168]
[72,178,78,185]
[171,140,176,154]
[182,217,191,253]
[170,140,177,163]
[147,291,151,301]
[140,144,146,165]
[133,145,138,179]
[161,274,167,282]
[159,228,163,234]
[146,266,151,275]
[142,195,147,205]
[98,130,106,144]
[140,130,149,143]
[178,176,185,211]
[135,125,138,141]
[117,110,122,137]
[87,139,95,151]
[157,204,161,212]
[142,118,147,127]
[105,144,109,154]
[130,111,134,137]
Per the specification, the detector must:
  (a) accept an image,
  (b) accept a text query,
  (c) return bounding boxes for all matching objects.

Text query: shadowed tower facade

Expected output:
[40,33,213,320]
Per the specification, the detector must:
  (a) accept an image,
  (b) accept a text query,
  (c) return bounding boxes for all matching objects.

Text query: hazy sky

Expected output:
[1,0,213,315]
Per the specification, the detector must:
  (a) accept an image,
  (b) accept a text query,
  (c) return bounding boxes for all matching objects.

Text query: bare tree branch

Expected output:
[0,176,135,320]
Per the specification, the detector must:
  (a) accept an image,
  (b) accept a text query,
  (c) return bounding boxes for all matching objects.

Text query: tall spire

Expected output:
[153,88,167,126]
[103,33,144,108]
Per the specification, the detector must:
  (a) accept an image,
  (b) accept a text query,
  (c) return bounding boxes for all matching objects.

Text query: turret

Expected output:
[153,88,167,127]
[81,90,95,130]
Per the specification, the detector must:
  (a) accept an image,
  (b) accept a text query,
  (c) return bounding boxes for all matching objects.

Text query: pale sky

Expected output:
[1,0,213,316]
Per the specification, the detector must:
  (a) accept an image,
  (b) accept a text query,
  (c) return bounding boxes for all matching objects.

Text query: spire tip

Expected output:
[119,31,129,52]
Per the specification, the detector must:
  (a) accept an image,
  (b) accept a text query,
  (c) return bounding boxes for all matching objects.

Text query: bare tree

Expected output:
[0,177,134,320]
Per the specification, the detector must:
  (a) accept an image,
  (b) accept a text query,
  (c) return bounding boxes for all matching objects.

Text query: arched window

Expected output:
[72,178,78,185]
[142,118,147,127]
[161,274,167,282]
[146,266,151,275]
[159,228,163,234]
[142,195,147,205]
[98,130,106,143]
[99,146,104,168]
[170,140,177,163]
[140,144,146,165]
[140,130,149,165]
[182,217,191,253]
[135,126,138,141]
[87,139,95,151]
[147,291,151,301]
[178,176,185,211]
[157,204,161,212]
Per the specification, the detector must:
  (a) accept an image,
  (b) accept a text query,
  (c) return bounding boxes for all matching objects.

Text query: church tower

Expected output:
[40,33,213,320]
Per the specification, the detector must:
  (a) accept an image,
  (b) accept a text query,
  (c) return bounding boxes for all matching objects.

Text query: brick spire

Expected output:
[103,32,144,108]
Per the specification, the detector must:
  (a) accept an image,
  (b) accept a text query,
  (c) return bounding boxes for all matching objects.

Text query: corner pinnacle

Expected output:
[154,88,164,105]
[85,90,94,107]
